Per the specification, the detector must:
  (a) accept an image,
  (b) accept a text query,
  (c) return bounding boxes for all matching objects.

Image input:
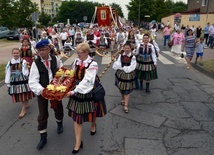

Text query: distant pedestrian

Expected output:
[203,22,210,45]
[163,25,172,47]
[5,48,35,118]
[196,26,202,38]
[183,29,197,70]
[171,29,185,56]
[195,38,205,65]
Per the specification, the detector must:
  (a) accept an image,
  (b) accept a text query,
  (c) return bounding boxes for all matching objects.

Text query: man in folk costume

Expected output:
[84,29,97,57]
[135,33,158,92]
[28,40,64,150]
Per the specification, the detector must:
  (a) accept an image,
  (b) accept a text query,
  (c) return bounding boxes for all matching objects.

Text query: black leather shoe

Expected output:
[90,124,96,136]
[37,133,47,150]
[90,130,96,135]
[72,141,83,154]
[57,121,63,134]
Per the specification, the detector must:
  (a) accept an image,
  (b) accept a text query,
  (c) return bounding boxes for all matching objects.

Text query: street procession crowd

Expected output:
[4,19,213,153]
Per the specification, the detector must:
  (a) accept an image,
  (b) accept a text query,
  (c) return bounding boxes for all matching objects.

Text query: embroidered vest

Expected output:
[34,55,57,88]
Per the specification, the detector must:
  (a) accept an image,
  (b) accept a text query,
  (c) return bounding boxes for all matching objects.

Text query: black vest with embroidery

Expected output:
[139,44,152,55]
[121,54,133,67]
[86,34,94,41]
[35,55,57,88]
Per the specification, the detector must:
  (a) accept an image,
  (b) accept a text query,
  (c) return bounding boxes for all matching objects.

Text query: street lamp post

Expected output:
[138,0,141,28]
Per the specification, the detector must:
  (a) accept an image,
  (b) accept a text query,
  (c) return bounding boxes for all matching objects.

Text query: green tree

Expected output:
[110,3,124,18]
[39,12,52,26]
[0,0,38,28]
[126,0,187,23]
[54,1,101,24]
[127,0,156,24]
[0,0,14,27]
[171,1,187,13]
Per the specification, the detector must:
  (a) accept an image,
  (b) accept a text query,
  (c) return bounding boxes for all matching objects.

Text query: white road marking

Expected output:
[158,54,174,64]
[162,51,186,63]
[101,52,112,64]
[63,53,77,66]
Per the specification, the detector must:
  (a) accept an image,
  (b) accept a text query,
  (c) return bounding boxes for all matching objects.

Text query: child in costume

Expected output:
[5,48,35,118]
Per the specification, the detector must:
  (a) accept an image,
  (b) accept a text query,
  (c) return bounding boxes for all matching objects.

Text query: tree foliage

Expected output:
[54,1,124,25]
[110,3,124,18]
[54,1,101,24]
[126,0,187,23]
[0,0,38,28]
[39,12,51,26]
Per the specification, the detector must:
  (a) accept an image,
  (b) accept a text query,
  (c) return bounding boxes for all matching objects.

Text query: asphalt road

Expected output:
[0,38,214,155]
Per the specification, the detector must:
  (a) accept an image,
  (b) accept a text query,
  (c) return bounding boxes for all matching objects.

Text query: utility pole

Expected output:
[138,0,141,28]
[206,0,209,24]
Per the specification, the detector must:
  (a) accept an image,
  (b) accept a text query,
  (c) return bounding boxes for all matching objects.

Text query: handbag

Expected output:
[168,38,174,48]
[92,75,105,102]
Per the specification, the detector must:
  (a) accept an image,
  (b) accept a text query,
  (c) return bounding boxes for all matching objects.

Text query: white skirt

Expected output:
[171,44,182,54]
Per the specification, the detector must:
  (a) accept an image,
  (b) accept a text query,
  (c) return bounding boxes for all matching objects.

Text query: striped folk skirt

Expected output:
[9,72,34,103]
[136,55,158,81]
[135,68,158,81]
[115,70,136,94]
[67,92,107,124]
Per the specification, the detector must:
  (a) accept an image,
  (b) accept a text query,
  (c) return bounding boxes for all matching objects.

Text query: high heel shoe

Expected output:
[72,141,83,154]
[90,124,96,136]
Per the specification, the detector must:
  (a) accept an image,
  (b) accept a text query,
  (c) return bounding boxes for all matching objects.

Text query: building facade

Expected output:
[31,0,62,19]
[187,0,214,13]
[161,0,214,29]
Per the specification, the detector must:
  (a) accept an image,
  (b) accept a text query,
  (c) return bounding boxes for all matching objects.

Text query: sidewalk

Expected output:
[156,32,214,79]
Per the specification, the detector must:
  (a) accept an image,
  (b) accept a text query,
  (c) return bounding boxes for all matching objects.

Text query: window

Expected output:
[202,0,208,6]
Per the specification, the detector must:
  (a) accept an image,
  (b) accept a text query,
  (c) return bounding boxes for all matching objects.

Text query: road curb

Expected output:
[191,62,214,79]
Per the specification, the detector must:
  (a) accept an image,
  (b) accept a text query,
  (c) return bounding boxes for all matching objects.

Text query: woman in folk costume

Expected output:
[125,30,137,51]
[5,48,34,118]
[93,27,101,46]
[109,28,116,52]
[20,38,35,69]
[98,33,108,54]
[84,29,97,58]
[112,42,136,113]
[135,33,157,92]
[66,43,107,154]
[75,27,84,46]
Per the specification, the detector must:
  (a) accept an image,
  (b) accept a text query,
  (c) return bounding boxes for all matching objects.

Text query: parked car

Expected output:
[0,27,10,38]
[7,29,20,40]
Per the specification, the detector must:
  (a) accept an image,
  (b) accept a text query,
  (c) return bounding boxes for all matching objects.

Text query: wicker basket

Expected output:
[41,68,76,101]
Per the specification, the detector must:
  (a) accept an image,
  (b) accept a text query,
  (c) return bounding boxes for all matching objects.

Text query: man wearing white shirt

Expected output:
[60,29,69,47]
[69,26,75,46]
[28,40,64,150]
[208,23,214,48]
